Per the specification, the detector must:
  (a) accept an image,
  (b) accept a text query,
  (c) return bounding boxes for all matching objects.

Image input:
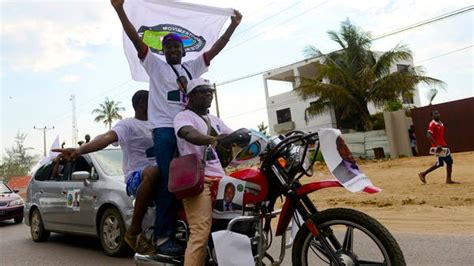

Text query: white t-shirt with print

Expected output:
[174,110,233,177]
[112,118,156,181]
[140,51,208,128]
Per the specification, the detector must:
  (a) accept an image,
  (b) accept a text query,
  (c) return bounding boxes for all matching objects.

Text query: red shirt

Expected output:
[427,120,447,147]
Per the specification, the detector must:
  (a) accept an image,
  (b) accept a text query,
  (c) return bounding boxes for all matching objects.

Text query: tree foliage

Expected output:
[257,122,269,137]
[0,132,39,181]
[92,98,125,130]
[297,19,444,131]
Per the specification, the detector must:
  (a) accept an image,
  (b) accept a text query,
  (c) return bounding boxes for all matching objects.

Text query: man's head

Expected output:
[336,136,356,164]
[223,183,236,203]
[432,110,441,121]
[186,78,215,110]
[84,134,91,143]
[162,33,185,64]
[132,90,149,118]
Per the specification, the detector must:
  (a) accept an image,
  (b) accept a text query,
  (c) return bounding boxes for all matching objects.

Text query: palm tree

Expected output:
[297,19,444,131]
[92,98,125,130]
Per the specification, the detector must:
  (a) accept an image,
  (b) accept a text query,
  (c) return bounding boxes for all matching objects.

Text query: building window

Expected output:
[402,94,414,104]
[397,64,409,72]
[276,108,292,124]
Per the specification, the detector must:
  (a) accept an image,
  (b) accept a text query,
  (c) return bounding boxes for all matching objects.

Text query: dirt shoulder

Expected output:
[300,151,474,235]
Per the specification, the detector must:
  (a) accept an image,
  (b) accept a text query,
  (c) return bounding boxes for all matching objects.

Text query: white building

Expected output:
[263,54,421,135]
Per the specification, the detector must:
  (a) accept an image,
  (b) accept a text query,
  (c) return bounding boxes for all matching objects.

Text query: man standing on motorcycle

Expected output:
[53,90,157,255]
[111,0,242,256]
[174,78,234,266]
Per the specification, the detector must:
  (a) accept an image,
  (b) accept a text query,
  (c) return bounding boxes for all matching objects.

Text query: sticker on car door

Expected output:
[66,189,80,211]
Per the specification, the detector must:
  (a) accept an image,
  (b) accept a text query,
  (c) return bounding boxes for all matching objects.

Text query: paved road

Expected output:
[1,220,473,265]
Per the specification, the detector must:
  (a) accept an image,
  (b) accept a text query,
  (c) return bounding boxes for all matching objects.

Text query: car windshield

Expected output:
[0,183,13,194]
[93,149,123,178]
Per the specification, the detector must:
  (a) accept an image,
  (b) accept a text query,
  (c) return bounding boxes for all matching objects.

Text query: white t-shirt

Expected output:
[111,118,156,181]
[174,110,233,177]
[140,50,209,128]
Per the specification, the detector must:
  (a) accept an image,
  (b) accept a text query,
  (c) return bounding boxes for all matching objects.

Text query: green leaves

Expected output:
[297,19,444,131]
[92,98,125,130]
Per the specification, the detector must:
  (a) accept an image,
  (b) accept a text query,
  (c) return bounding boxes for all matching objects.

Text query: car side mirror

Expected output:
[14,189,19,193]
[71,171,90,181]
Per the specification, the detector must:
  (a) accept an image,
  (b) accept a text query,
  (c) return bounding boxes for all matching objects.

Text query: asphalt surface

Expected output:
[1,219,473,265]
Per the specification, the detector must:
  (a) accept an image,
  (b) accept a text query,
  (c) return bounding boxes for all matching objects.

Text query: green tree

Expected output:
[0,132,39,181]
[297,19,444,131]
[257,122,269,137]
[92,98,125,130]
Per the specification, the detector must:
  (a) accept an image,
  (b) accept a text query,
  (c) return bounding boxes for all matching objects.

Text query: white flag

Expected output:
[123,0,233,81]
[318,128,380,193]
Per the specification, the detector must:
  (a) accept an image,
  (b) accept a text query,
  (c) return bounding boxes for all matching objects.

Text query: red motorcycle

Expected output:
[135,129,405,265]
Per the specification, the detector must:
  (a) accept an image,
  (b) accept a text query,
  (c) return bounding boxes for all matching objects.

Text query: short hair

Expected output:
[132,90,148,110]
[431,110,439,116]
[225,183,235,192]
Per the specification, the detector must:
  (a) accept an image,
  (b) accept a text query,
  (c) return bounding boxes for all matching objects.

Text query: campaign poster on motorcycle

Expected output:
[213,176,245,219]
[66,189,80,211]
[318,128,378,193]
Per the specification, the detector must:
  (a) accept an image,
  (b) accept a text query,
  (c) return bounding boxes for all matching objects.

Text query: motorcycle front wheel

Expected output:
[292,208,405,266]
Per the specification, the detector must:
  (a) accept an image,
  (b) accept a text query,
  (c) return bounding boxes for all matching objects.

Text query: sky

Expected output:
[1,0,473,161]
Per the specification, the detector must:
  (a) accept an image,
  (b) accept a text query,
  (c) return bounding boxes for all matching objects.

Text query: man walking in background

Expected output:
[418,110,458,184]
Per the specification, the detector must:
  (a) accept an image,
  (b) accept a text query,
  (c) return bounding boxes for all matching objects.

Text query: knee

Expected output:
[142,167,160,184]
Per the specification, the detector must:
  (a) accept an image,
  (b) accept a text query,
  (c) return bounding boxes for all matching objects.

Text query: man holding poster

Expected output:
[111,0,242,256]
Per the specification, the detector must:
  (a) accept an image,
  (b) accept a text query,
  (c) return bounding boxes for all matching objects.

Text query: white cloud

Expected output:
[1,2,120,72]
[59,74,81,83]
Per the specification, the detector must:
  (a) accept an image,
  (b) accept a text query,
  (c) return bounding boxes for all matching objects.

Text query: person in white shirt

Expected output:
[53,90,156,255]
[174,78,233,266]
[111,0,242,256]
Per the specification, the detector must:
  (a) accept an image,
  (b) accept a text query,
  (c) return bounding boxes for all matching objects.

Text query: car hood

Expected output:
[0,193,21,202]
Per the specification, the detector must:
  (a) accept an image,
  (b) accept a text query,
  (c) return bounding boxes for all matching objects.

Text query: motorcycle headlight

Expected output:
[287,146,313,176]
[9,199,24,207]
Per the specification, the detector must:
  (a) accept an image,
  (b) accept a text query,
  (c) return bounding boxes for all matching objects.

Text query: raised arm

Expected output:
[52,131,118,161]
[205,10,242,63]
[111,0,148,57]
[177,126,217,146]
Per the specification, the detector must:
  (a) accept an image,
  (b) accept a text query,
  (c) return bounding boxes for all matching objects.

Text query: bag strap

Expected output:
[200,115,212,162]
[169,64,193,80]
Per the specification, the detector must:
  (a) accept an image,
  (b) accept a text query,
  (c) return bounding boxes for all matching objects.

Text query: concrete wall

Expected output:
[342,130,390,158]
[383,110,413,158]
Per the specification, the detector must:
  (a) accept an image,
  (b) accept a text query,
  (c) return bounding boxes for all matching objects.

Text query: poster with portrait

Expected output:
[213,176,246,219]
[66,189,81,211]
[318,128,380,193]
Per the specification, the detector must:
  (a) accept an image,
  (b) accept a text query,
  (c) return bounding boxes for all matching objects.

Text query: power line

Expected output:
[232,0,303,39]
[223,0,330,53]
[220,44,474,120]
[216,5,473,86]
[414,44,473,65]
[371,5,473,41]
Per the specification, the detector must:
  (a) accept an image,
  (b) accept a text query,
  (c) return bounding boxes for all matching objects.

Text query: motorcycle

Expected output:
[135,129,406,265]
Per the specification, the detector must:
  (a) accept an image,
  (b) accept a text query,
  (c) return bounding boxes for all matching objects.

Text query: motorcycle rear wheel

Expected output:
[292,208,405,266]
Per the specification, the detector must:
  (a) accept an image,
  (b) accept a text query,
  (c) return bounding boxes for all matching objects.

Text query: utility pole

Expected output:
[213,83,220,118]
[70,94,78,146]
[33,126,55,156]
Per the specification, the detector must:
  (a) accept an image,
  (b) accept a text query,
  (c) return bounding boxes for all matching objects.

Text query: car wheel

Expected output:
[14,216,23,224]
[30,208,50,242]
[99,207,131,257]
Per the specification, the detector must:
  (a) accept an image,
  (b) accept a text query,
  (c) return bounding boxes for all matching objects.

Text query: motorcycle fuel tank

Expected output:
[228,168,268,204]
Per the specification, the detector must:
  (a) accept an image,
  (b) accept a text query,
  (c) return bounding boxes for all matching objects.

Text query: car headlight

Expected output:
[9,199,24,207]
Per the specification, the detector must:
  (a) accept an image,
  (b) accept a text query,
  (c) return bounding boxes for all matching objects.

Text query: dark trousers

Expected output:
[152,127,178,239]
